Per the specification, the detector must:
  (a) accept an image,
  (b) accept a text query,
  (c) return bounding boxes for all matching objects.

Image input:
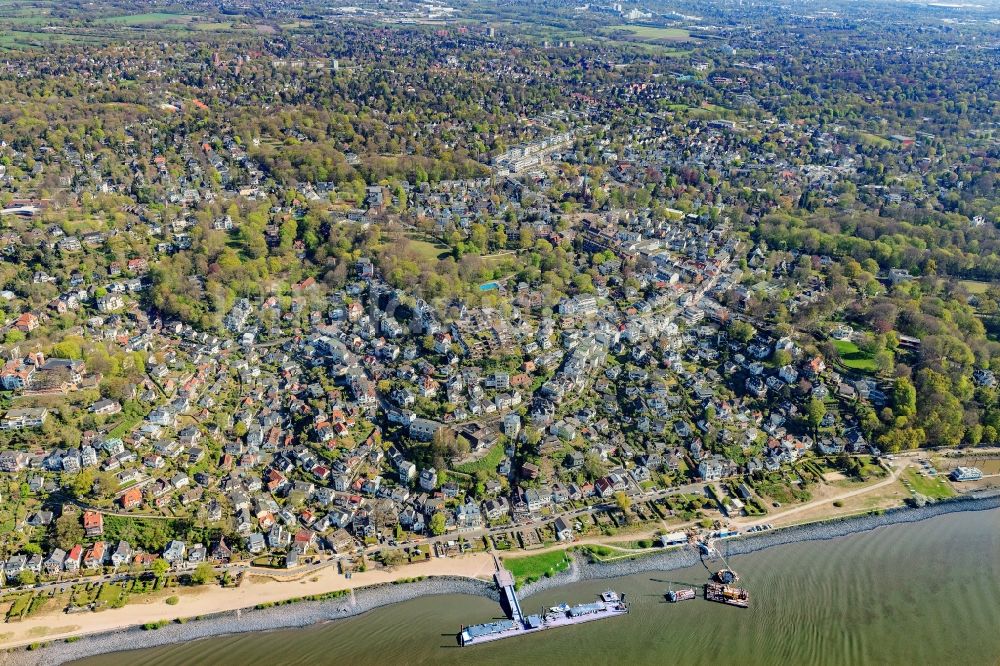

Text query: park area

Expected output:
[603,25,693,42]
[502,551,572,589]
[902,468,955,500]
[833,339,877,372]
[0,3,258,51]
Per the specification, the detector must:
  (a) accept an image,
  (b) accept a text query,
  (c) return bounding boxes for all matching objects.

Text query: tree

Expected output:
[805,397,827,432]
[18,570,36,586]
[893,377,917,418]
[916,368,965,447]
[431,426,468,463]
[613,491,632,514]
[728,320,756,343]
[874,350,894,374]
[51,339,84,359]
[429,512,447,536]
[54,511,84,549]
[91,470,118,499]
[68,469,96,499]
[964,423,984,447]
[151,557,170,578]
[583,452,607,480]
[877,427,925,453]
[190,562,216,585]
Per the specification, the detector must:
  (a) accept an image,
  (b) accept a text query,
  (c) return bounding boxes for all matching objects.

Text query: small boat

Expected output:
[665,587,696,602]
[715,568,739,584]
[548,603,571,614]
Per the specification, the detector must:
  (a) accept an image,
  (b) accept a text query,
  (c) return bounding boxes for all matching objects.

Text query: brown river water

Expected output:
[74,507,1000,666]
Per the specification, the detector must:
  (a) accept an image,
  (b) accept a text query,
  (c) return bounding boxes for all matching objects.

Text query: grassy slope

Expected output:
[503,550,571,588]
[833,339,876,372]
[903,468,955,500]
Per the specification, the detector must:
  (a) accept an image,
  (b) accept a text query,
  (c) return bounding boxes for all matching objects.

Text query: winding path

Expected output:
[740,460,906,529]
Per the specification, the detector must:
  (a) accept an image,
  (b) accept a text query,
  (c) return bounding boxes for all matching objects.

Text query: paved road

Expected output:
[4,456,922,596]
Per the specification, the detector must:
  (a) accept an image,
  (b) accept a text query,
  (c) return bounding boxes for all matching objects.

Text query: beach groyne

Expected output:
[7,490,1000,666]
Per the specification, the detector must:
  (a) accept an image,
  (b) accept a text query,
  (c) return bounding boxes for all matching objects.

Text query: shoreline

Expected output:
[518,488,1000,598]
[6,489,1000,666]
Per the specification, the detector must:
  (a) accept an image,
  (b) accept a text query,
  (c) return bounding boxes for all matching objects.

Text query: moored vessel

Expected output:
[458,582,628,647]
[715,568,739,584]
[665,587,696,602]
[704,582,749,608]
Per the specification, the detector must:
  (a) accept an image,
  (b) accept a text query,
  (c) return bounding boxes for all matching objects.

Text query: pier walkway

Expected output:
[493,556,524,622]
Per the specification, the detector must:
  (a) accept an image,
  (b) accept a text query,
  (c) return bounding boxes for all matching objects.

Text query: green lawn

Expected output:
[0,30,105,48]
[94,12,243,33]
[903,468,955,500]
[833,340,877,372]
[857,132,894,149]
[1,14,54,27]
[503,550,571,588]
[855,456,888,481]
[960,279,991,295]
[604,25,692,41]
[406,239,450,261]
[71,584,97,606]
[96,12,197,25]
[6,593,32,620]
[453,443,505,475]
[96,583,127,606]
[379,233,451,262]
[753,474,811,504]
[190,22,240,31]
[404,233,451,261]
[103,514,190,551]
[129,577,158,595]
[108,412,144,439]
[25,594,49,617]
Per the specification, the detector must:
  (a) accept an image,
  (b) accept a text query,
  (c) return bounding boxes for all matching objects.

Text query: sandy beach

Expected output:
[3,490,1000,666]
[0,551,497,651]
[3,460,998,666]
[0,459,941,651]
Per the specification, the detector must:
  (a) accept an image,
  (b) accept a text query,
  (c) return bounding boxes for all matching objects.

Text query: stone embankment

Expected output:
[8,490,1000,665]
[520,490,1000,598]
[4,577,495,666]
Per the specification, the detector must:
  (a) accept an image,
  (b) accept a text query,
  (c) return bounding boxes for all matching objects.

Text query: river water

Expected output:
[74,508,1000,666]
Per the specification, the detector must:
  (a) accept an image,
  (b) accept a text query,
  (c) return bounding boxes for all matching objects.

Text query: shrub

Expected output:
[165,596,179,605]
